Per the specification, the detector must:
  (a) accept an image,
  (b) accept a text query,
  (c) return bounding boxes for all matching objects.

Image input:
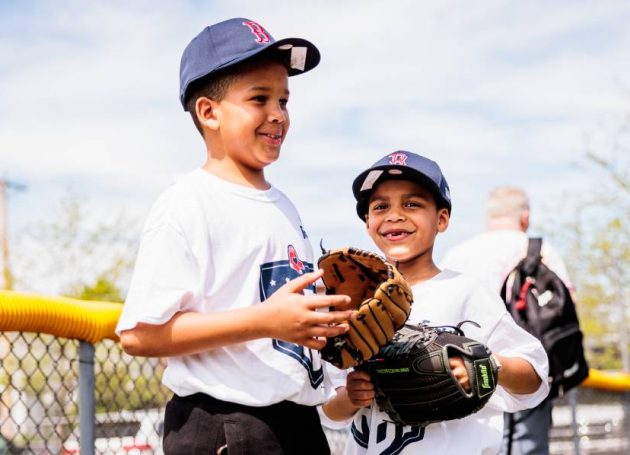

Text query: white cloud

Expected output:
[1,0,630,284]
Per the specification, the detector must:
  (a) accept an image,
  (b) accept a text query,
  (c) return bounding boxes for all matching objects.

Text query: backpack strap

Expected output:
[521,237,542,275]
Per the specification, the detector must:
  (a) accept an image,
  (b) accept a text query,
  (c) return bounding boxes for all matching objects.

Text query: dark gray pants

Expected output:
[500,398,553,455]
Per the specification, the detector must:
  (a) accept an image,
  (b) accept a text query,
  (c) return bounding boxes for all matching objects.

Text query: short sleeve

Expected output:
[485,313,550,412]
[115,204,200,334]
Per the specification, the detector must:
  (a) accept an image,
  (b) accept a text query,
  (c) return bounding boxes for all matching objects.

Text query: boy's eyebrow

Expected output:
[370,192,429,201]
[248,85,290,95]
[369,194,387,202]
[403,192,430,199]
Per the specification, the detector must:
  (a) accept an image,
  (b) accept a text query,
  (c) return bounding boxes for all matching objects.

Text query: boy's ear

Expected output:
[437,208,450,233]
[195,97,220,131]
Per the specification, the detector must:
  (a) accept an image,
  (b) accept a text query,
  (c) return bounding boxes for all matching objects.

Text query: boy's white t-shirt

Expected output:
[116,168,334,407]
[321,270,549,455]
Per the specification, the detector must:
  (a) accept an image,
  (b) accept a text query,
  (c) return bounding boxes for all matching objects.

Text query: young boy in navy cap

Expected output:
[321,151,550,454]
[116,18,354,454]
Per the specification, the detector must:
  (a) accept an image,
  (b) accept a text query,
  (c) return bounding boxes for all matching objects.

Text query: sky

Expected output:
[1,0,630,288]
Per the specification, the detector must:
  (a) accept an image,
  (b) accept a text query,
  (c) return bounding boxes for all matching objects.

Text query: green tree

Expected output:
[13,194,139,300]
[546,118,630,371]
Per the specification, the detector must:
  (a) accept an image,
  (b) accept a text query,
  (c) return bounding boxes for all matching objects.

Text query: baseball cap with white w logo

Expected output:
[352,151,452,220]
[179,18,321,110]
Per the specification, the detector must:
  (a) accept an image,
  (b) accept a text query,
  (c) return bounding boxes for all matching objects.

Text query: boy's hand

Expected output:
[346,370,375,408]
[262,269,355,350]
[449,355,471,392]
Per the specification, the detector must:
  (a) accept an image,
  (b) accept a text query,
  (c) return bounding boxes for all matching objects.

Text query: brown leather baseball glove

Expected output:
[318,247,413,369]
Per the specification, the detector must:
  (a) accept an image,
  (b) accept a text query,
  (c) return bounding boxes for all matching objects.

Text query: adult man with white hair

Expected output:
[440,186,575,455]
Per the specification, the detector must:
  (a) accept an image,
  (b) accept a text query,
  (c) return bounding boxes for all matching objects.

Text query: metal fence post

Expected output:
[79,341,96,455]
[569,388,581,455]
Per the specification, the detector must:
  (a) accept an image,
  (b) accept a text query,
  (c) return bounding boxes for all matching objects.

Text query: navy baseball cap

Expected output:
[179,18,321,110]
[352,151,452,220]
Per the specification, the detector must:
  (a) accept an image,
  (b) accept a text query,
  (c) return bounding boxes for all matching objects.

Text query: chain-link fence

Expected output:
[2,329,629,454]
[1,291,629,454]
[0,330,351,455]
[1,332,79,454]
[0,332,171,454]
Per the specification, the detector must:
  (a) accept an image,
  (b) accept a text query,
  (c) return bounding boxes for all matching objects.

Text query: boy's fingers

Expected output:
[348,370,373,382]
[327,295,356,311]
[307,294,352,310]
[292,324,350,349]
[309,323,350,339]
[280,269,323,293]
[349,382,374,394]
[316,309,355,326]
[301,337,327,351]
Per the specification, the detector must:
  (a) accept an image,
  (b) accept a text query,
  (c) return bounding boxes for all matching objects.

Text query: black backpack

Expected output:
[500,238,589,399]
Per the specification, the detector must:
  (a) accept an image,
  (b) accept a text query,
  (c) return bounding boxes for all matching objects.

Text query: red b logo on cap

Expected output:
[242,21,271,44]
[388,152,408,166]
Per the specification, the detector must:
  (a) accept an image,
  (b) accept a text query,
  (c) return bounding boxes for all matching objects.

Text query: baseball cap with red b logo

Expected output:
[352,151,452,220]
[179,18,321,110]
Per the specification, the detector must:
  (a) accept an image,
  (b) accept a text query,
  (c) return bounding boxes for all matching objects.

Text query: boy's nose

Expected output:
[268,105,287,123]
[386,209,405,222]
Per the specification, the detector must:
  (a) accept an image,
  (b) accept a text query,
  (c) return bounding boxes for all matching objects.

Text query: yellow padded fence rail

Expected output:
[0,290,122,343]
[0,290,630,394]
[582,368,630,393]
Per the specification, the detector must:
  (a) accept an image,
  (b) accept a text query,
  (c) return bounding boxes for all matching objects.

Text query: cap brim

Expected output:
[270,38,321,75]
[180,38,320,109]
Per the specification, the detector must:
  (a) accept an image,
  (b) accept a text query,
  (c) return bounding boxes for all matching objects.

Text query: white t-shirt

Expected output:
[440,230,573,293]
[116,169,334,407]
[321,270,549,455]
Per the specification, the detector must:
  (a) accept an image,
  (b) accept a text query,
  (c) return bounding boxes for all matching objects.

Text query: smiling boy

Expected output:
[321,151,550,454]
[116,18,354,454]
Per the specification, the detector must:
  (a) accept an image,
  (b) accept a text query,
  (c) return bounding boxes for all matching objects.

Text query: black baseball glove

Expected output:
[359,322,500,427]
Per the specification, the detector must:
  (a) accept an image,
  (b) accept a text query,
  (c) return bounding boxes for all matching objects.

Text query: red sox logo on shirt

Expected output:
[388,152,408,166]
[242,20,271,44]
[288,245,305,274]
[258,247,321,388]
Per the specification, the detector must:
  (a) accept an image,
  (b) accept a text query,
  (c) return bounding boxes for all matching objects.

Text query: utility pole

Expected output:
[0,177,26,290]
